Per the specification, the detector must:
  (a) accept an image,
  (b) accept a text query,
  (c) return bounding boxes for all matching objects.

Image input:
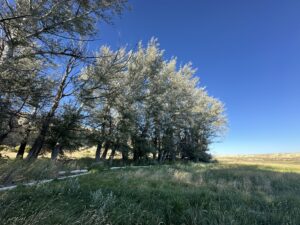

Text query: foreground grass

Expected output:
[1,159,300,225]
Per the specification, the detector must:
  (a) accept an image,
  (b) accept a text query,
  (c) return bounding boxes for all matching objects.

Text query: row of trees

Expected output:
[0,0,226,162]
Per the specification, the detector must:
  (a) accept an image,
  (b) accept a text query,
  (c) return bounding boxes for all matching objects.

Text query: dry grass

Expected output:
[217,152,300,173]
[0,146,123,160]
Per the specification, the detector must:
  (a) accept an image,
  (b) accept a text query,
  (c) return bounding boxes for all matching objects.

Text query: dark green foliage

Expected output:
[46,105,85,153]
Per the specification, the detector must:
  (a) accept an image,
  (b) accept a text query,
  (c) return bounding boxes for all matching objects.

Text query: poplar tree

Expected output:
[80,39,226,162]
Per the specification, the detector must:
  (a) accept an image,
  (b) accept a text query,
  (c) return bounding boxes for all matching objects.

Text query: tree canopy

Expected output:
[0,0,226,163]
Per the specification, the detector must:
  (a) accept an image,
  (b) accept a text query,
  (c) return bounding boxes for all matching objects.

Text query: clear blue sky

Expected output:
[95,0,300,155]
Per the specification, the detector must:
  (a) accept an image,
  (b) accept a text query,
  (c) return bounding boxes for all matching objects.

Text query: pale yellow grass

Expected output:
[0,146,124,159]
[217,152,300,173]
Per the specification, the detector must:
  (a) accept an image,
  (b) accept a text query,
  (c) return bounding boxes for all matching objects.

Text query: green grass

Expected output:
[0,158,96,186]
[1,157,300,225]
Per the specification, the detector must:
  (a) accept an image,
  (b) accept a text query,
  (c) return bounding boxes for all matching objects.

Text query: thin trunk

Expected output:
[162,152,167,162]
[171,151,176,161]
[133,149,138,161]
[152,152,156,160]
[109,145,117,166]
[158,151,164,163]
[132,137,138,161]
[133,143,142,161]
[122,150,128,161]
[27,58,75,160]
[101,116,112,160]
[16,141,27,159]
[26,117,51,159]
[171,142,176,161]
[96,123,105,161]
[16,123,32,159]
[153,135,159,160]
[51,143,62,160]
[101,142,110,159]
[95,142,103,162]
[158,144,163,162]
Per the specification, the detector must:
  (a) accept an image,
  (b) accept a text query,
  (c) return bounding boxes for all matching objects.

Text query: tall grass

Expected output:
[0,158,93,186]
[1,162,300,225]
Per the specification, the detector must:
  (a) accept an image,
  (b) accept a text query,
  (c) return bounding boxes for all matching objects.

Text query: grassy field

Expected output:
[1,153,300,225]
[218,153,300,173]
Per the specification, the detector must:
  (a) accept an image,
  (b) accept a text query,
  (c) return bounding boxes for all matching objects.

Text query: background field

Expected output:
[1,153,300,225]
[218,153,300,173]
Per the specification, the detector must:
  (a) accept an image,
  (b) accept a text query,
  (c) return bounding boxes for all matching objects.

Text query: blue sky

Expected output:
[94,0,300,155]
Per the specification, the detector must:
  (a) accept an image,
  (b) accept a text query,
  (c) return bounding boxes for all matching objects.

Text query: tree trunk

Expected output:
[133,148,140,161]
[95,142,103,161]
[101,141,110,159]
[122,150,128,161]
[171,142,177,161]
[51,143,62,160]
[158,150,165,163]
[26,118,51,159]
[109,145,116,166]
[158,152,162,162]
[152,137,158,160]
[27,58,75,160]
[171,151,176,161]
[16,141,27,159]
[152,152,156,160]
[16,124,32,159]
[158,147,163,162]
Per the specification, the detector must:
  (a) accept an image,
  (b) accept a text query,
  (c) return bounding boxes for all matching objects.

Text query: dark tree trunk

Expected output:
[95,142,103,161]
[51,143,62,160]
[157,137,162,162]
[16,141,27,159]
[27,118,51,159]
[27,59,74,160]
[171,144,177,162]
[171,151,176,161]
[16,124,32,159]
[163,152,168,162]
[96,122,105,161]
[152,137,158,160]
[158,152,162,162]
[152,152,156,160]
[109,145,117,166]
[122,150,128,161]
[101,141,110,159]
[158,149,163,162]
[133,148,140,161]
[158,150,165,163]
